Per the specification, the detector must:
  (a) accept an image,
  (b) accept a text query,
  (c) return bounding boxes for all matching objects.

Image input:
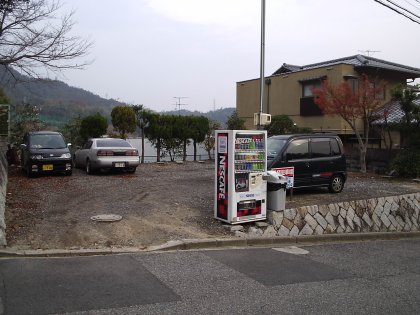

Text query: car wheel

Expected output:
[128,167,136,174]
[86,159,93,175]
[329,175,344,193]
[65,170,72,176]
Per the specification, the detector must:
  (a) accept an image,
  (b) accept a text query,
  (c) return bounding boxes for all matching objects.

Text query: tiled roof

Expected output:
[373,98,420,124]
[272,55,420,78]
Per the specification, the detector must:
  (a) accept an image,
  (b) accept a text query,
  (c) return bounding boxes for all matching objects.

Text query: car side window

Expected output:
[331,139,341,156]
[286,139,310,160]
[311,138,331,158]
[83,141,92,149]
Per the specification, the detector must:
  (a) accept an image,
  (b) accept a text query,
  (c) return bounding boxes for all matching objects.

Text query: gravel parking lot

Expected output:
[5,161,419,250]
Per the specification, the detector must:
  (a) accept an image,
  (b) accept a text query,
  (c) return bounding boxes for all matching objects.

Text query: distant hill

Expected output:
[0,66,235,129]
[0,66,124,128]
[162,108,235,127]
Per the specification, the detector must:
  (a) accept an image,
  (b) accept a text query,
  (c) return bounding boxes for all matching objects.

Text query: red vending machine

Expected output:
[214,130,267,224]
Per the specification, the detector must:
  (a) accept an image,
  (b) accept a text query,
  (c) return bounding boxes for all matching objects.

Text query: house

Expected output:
[372,98,420,149]
[236,55,420,147]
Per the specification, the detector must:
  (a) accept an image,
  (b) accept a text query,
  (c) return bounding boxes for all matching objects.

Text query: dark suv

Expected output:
[267,134,347,193]
[21,131,73,177]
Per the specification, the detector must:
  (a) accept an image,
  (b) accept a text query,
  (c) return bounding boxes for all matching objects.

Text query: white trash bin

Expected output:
[266,171,287,211]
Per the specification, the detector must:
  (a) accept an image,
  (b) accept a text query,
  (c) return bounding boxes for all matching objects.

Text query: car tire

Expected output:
[328,175,344,193]
[65,170,72,176]
[128,167,136,174]
[86,159,94,175]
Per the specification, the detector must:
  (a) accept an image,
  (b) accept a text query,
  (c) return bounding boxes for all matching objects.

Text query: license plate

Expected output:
[114,162,125,168]
[42,164,53,171]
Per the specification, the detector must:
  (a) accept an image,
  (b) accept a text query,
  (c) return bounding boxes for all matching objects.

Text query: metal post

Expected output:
[258,0,266,130]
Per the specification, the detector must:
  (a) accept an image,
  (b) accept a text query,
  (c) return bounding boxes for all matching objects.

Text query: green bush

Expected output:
[390,150,420,178]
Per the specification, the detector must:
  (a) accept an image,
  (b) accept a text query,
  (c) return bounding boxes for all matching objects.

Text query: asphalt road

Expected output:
[1,238,419,315]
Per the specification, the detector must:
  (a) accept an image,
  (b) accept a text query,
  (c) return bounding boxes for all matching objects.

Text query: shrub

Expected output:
[390,150,420,178]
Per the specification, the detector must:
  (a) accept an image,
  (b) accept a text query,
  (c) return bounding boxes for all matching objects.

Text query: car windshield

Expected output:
[30,134,66,149]
[267,138,287,158]
[96,139,132,148]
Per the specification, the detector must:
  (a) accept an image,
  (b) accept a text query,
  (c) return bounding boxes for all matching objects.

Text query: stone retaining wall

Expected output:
[267,193,420,237]
[0,148,7,246]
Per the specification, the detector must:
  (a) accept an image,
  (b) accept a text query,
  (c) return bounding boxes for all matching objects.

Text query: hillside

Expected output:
[162,108,235,127]
[0,66,123,128]
[0,66,235,128]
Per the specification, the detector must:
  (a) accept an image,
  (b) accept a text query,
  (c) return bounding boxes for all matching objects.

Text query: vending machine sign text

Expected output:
[217,133,228,220]
[218,155,226,199]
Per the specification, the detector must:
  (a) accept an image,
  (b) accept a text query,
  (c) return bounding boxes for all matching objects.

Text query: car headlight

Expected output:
[61,153,71,159]
[30,154,43,160]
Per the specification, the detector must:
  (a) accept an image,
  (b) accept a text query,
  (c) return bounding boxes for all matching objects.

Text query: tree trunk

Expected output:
[141,127,145,163]
[156,138,161,162]
[183,139,187,161]
[359,146,367,173]
[353,131,367,173]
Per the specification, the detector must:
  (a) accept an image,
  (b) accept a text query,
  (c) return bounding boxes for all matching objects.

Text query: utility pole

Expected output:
[173,96,188,115]
[258,0,266,130]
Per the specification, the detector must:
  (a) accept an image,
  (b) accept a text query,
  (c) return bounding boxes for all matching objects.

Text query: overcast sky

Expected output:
[61,0,420,112]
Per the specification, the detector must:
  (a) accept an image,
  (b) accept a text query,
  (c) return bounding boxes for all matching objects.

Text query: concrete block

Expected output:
[314,225,324,235]
[325,212,336,229]
[289,225,299,237]
[362,212,373,227]
[299,223,314,236]
[305,213,318,230]
[338,215,346,230]
[380,213,392,228]
[318,204,329,217]
[263,226,277,237]
[278,225,290,236]
[329,204,340,216]
[314,213,328,229]
[284,208,297,221]
[282,217,294,231]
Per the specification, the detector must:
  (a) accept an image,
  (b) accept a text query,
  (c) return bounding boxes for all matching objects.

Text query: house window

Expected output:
[370,82,386,100]
[347,78,359,93]
[302,80,321,97]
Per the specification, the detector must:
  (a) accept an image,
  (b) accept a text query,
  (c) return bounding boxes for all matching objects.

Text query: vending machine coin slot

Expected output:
[250,173,263,190]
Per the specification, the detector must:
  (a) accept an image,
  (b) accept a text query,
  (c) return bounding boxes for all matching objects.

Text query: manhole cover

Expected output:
[90,214,122,222]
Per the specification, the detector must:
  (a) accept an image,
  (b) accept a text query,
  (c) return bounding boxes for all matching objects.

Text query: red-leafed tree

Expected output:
[313,74,386,172]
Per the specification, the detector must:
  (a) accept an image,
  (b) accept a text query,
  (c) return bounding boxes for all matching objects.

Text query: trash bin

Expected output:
[266,171,287,211]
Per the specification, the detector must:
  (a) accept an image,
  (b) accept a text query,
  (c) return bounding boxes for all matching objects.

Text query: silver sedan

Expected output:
[73,138,140,174]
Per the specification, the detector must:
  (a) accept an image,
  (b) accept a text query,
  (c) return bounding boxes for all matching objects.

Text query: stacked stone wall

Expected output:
[268,193,420,237]
[0,148,7,246]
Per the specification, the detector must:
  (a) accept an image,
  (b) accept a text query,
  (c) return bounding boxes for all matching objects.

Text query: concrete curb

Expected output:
[1,231,419,258]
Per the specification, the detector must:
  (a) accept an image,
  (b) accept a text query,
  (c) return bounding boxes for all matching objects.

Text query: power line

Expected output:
[401,0,420,11]
[374,0,420,24]
[385,0,420,19]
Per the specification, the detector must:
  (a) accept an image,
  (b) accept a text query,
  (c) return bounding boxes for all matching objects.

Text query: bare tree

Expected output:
[0,0,92,79]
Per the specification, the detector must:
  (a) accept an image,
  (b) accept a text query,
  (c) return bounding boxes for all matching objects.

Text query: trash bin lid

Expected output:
[266,170,286,184]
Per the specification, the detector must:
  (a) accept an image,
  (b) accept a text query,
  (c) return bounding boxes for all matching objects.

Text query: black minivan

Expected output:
[267,134,347,193]
[21,131,73,177]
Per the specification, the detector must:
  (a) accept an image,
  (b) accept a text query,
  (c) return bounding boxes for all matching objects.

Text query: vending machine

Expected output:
[214,130,267,224]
